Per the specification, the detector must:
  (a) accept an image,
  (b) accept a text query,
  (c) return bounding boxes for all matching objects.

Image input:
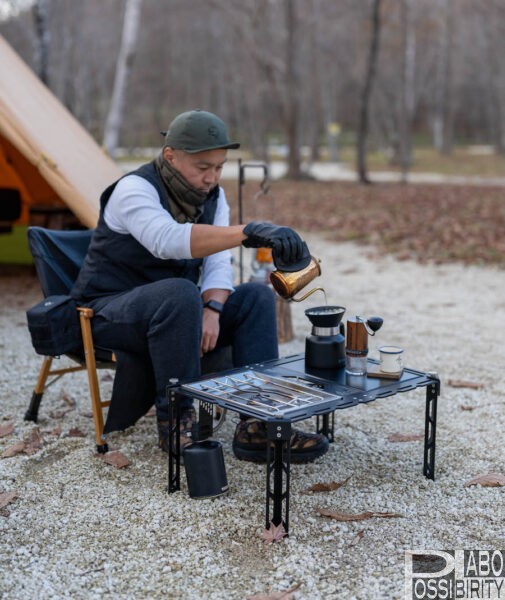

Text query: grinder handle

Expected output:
[366,316,383,335]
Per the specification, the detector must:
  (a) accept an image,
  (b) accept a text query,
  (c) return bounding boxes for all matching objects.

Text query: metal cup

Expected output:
[379,345,404,373]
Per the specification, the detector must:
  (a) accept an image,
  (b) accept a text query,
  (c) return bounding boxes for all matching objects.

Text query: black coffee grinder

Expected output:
[305,305,346,369]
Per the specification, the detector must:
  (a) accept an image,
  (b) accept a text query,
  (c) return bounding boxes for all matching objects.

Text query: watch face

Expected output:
[204,300,224,313]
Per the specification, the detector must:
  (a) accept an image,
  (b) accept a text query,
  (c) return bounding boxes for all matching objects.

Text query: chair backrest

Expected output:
[27,227,93,297]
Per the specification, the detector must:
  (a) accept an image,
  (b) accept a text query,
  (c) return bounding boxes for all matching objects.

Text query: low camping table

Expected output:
[166,353,440,534]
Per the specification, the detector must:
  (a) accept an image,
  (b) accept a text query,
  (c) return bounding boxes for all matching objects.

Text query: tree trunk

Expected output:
[436,0,454,155]
[103,0,143,157]
[284,0,302,179]
[357,0,382,184]
[398,0,415,181]
[32,0,51,86]
[276,296,293,344]
[479,5,504,154]
[307,0,323,164]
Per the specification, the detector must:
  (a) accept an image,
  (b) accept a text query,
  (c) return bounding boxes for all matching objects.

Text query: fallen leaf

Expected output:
[60,391,76,406]
[1,441,26,458]
[349,529,365,546]
[317,508,403,521]
[447,379,483,390]
[307,475,352,493]
[0,421,14,438]
[101,450,130,468]
[388,432,424,442]
[0,492,18,509]
[67,427,86,438]
[260,521,287,544]
[101,372,113,382]
[464,473,505,487]
[247,582,302,600]
[460,405,477,411]
[24,427,42,455]
[79,411,94,419]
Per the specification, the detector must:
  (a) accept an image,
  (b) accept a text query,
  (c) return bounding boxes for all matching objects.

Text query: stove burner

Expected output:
[232,386,299,411]
[281,375,324,389]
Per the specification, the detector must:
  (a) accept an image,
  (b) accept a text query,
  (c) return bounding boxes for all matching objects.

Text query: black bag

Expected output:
[26,295,82,356]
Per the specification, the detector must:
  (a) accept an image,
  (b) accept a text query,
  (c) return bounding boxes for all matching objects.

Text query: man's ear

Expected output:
[163,146,175,164]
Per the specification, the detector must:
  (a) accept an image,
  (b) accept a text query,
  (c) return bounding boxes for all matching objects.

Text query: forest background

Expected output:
[1,0,505,266]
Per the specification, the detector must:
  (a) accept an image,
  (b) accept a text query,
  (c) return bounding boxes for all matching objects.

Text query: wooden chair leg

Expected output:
[25,356,53,422]
[78,308,108,454]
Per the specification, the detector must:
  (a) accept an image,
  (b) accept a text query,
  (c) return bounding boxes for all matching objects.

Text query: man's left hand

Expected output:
[201,308,220,355]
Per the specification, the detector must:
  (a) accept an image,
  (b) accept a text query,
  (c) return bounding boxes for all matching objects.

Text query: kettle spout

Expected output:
[290,287,326,303]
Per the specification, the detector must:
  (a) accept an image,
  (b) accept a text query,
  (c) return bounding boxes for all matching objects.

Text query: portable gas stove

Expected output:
[182,371,339,420]
[166,353,440,534]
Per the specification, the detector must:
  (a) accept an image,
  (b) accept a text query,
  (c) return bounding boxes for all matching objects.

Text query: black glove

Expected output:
[242,221,311,272]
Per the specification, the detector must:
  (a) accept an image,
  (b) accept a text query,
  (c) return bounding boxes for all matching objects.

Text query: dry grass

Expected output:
[337,145,505,177]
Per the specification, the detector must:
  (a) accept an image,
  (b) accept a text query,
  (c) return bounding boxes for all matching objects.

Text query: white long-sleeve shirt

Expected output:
[104,174,234,293]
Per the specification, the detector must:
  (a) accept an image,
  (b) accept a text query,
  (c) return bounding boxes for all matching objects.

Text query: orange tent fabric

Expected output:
[0,35,122,228]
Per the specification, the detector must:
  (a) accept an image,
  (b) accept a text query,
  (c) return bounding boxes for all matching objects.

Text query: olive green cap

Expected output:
[161,110,240,153]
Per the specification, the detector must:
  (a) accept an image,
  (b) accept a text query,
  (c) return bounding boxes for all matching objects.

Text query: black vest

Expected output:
[71,161,218,301]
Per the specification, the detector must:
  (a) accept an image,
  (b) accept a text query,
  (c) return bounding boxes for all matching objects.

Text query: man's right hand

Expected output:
[242,221,309,270]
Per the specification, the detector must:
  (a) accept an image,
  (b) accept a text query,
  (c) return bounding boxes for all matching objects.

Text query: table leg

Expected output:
[197,400,214,440]
[316,411,335,442]
[265,421,291,534]
[423,375,440,480]
[167,385,181,493]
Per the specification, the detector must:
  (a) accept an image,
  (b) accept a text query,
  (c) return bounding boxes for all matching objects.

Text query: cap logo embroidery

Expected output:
[208,126,218,138]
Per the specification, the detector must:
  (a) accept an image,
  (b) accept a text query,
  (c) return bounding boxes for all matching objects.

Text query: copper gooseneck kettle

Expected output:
[269,242,323,302]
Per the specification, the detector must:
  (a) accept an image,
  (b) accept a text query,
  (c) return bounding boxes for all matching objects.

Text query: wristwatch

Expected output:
[203,300,224,314]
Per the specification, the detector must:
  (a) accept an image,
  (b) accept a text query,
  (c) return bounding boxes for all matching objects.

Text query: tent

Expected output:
[0,35,122,231]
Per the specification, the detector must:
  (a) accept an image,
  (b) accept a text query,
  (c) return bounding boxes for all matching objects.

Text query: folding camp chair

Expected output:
[25,226,115,453]
[25,226,229,454]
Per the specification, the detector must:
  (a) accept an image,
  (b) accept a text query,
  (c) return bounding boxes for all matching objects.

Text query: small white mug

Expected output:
[379,345,404,373]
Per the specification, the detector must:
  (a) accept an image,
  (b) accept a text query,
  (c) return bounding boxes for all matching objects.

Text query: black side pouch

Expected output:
[26,295,82,356]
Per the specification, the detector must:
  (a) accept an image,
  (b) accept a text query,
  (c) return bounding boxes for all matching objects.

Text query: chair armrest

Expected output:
[76,306,116,362]
[77,307,94,319]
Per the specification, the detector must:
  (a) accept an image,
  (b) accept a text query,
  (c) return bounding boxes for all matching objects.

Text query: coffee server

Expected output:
[304,306,346,369]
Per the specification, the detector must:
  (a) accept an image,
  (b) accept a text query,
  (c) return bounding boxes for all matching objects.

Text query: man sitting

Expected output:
[71,109,329,463]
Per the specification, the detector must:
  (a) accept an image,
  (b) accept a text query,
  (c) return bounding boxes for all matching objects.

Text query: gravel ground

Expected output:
[0,234,504,600]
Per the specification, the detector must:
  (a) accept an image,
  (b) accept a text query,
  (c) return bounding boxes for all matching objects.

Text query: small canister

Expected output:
[183,440,229,499]
[270,257,321,300]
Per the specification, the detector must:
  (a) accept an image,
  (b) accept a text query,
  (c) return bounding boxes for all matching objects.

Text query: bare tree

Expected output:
[4,0,505,159]
[284,0,302,179]
[398,0,415,180]
[103,0,142,157]
[477,1,505,154]
[32,0,50,85]
[306,0,324,164]
[433,0,454,154]
[357,0,382,184]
